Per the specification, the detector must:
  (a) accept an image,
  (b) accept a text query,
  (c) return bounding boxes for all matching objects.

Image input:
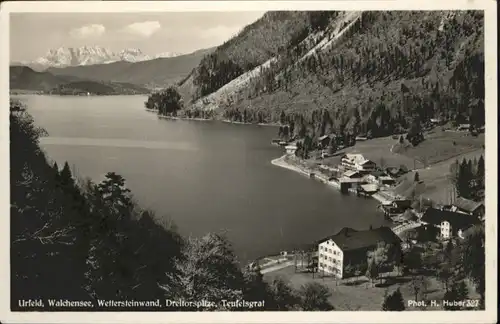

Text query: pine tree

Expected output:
[475,155,485,198]
[457,158,472,199]
[477,155,485,179]
[382,288,405,311]
[59,161,75,188]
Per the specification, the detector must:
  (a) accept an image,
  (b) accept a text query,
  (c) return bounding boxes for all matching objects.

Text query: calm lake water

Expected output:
[14,95,386,263]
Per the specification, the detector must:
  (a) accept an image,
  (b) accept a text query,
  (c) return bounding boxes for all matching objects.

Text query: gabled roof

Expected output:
[360,184,379,193]
[393,199,412,208]
[453,197,484,213]
[359,159,376,165]
[318,226,401,251]
[370,170,388,178]
[421,208,479,229]
[343,153,365,162]
[344,170,362,178]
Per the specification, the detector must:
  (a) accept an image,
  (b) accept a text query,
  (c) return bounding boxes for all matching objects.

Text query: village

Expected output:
[263,124,485,310]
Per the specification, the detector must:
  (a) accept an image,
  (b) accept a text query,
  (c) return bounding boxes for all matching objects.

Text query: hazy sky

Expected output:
[10,12,266,61]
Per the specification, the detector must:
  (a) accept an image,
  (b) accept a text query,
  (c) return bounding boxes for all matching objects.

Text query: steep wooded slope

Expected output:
[179,11,314,100]
[186,11,485,136]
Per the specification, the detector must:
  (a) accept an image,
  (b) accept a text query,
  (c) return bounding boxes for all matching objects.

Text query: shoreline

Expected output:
[221,119,282,127]
[271,155,341,189]
[149,110,283,127]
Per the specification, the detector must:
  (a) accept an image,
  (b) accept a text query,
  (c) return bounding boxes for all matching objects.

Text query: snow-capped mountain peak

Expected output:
[23,46,183,69]
[117,48,151,62]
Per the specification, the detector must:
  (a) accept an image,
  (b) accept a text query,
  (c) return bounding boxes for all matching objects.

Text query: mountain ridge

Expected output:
[9,65,149,95]
[43,47,215,89]
[18,45,183,71]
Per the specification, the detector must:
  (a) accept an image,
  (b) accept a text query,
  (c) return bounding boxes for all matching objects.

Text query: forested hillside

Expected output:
[10,66,68,91]
[184,11,485,139]
[51,80,149,95]
[9,66,149,95]
[180,11,313,100]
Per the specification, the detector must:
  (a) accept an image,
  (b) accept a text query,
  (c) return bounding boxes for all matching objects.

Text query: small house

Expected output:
[392,199,412,210]
[285,144,298,155]
[341,154,377,173]
[457,124,471,131]
[358,183,379,196]
[450,197,485,220]
[366,170,387,183]
[385,166,408,178]
[421,207,479,240]
[317,135,331,149]
[379,176,396,186]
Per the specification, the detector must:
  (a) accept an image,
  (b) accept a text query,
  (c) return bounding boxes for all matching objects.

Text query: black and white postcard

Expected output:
[0,0,497,323]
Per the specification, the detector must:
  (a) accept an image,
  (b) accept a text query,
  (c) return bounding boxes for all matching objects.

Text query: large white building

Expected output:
[318,237,345,278]
[341,154,376,172]
[317,227,401,279]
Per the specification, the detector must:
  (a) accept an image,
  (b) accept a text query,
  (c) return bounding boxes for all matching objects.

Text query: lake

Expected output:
[13,95,386,263]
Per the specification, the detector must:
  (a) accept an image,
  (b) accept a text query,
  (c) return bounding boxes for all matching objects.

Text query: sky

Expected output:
[9,12,266,62]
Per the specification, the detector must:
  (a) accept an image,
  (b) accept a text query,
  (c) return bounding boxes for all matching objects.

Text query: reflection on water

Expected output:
[40,137,199,151]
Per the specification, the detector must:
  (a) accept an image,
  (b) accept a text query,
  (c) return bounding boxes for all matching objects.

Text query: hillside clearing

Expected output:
[393,130,484,166]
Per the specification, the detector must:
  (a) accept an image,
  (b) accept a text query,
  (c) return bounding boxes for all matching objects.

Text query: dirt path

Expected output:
[260,261,295,274]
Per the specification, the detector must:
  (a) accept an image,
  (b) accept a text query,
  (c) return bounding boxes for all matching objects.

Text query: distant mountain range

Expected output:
[45,47,215,89]
[11,47,215,90]
[16,46,183,71]
[10,65,149,95]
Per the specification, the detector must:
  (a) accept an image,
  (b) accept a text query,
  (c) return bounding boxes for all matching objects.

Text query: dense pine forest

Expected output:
[178,11,484,141]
